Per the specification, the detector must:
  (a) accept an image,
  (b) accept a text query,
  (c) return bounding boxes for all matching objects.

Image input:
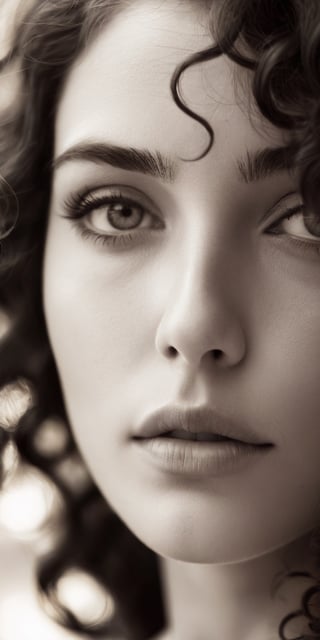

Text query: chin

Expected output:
[116,508,311,567]
[130,530,262,565]
[117,515,260,565]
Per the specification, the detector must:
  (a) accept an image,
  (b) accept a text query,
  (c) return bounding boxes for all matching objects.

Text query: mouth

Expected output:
[132,405,272,447]
[132,406,273,477]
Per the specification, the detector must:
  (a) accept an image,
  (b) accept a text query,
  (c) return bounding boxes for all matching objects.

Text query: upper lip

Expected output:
[133,406,273,447]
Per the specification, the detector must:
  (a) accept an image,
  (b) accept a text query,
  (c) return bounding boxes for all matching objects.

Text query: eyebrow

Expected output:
[52,142,176,182]
[52,141,294,184]
[237,146,294,183]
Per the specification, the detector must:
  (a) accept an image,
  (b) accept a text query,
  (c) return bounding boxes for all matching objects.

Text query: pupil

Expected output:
[118,204,132,218]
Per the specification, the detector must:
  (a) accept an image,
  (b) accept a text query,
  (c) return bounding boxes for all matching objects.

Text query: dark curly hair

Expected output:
[216,0,320,218]
[1,1,320,639]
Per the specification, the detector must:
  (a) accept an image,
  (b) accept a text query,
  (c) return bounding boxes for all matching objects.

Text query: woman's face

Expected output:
[43,0,320,563]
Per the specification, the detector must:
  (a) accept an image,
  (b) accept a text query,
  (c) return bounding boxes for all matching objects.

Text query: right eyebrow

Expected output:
[52,141,177,183]
[237,146,295,183]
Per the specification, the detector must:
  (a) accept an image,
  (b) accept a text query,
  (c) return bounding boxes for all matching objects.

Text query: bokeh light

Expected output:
[55,452,92,495]
[0,378,34,431]
[0,462,64,541]
[0,438,19,486]
[0,307,10,339]
[34,417,70,457]
[51,568,116,628]
[0,588,86,640]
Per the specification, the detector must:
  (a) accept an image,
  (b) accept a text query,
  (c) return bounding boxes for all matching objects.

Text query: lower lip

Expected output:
[132,437,272,477]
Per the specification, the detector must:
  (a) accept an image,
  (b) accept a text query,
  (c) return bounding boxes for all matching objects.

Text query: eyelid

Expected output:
[262,192,303,231]
[266,191,302,218]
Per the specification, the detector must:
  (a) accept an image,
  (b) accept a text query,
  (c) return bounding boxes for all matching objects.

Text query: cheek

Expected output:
[241,269,320,522]
[44,211,153,360]
[42,241,147,499]
[253,270,320,439]
[43,250,152,404]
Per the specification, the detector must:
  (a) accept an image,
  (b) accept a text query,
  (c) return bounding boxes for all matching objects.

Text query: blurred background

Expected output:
[0,333,97,639]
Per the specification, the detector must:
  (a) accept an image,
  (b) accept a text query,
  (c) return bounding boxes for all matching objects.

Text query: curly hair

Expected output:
[214,0,320,219]
[1,1,320,639]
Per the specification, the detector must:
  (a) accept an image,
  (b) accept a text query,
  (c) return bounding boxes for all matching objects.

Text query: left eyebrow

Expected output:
[237,147,294,183]
[52,141,176,182]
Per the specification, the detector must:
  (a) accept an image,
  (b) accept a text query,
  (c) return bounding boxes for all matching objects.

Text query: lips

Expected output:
[132,406,273,477]
[133,406,273,447]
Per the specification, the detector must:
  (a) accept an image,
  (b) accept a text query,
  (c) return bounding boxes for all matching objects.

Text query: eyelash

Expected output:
[61,190,320,257]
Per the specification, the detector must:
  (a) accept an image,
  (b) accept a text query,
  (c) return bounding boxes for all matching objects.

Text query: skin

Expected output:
[43,1,320,638]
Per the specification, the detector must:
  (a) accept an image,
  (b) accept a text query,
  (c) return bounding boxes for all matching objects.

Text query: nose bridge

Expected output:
[155,232,247,368]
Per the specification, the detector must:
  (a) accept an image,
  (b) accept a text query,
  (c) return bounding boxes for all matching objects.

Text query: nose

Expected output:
[155,249,247,371]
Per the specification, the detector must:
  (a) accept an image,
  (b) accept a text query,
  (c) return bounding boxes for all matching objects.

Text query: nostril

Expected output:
[212,349,223,360]
[167,346,178,358]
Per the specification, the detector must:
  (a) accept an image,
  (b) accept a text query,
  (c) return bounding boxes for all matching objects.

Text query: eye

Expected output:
[62,186,163,240]
[275,208,320,241]
[267,195,320,243]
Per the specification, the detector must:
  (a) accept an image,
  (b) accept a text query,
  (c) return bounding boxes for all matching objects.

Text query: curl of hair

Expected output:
[213,0,320,216]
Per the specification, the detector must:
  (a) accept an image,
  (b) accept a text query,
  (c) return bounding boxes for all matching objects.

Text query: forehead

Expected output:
[55,0,286,164]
